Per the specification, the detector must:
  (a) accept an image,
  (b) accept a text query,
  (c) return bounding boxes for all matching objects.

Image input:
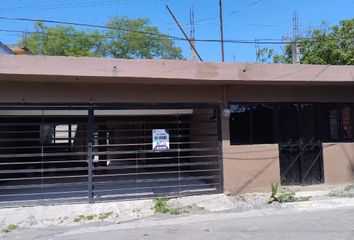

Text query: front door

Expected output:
[278,103,324,185]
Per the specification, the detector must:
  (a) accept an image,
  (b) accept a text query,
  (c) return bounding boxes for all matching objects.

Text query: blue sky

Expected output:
[0,0,353,62]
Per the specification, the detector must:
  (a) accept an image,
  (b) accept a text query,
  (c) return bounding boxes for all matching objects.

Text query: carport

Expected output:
[0,104,222,204]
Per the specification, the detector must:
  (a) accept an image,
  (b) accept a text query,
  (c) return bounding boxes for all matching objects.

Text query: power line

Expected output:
[0,0,159,12]
[0,16,184,41]
[0,28,353,45]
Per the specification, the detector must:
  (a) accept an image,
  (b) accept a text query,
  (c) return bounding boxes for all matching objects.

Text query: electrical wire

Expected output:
[0,0,159,12]
[0,16,184,41]
[1,28,353,45]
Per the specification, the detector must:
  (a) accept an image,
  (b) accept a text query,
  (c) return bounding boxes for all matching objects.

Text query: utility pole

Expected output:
[190,6,196,61]
[255,38,260,63]
[162,0,203,61]
[219,0,225,62]
[292,10,300,64]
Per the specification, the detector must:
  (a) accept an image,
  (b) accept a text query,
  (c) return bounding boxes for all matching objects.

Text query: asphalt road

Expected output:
[4,207,354,240]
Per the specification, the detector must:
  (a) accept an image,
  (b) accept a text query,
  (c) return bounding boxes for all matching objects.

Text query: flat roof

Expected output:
[0,55,353,85]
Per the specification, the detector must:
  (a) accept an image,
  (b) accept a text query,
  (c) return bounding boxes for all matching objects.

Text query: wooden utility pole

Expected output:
[219,0,225,62]
[292,11,300,64]
[190,6,196,61]
[162,0,203,61]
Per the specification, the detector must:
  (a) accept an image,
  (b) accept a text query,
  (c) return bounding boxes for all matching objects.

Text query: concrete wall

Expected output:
[0,81,354,193]
[323,143,354,184]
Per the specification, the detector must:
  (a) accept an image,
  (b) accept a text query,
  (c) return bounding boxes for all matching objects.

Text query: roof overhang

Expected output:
[0,55,353,86]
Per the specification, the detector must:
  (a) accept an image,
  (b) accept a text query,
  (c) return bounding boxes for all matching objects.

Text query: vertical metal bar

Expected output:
[339,103,344,141]
[177,110,181,195]
[216,105,224,193]
[297,104,304,184]
[69,124,72,146]
[88,108,94,203]
[249,105,253,144]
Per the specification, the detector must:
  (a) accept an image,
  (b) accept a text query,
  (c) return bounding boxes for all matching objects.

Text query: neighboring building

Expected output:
[0,41,15,55]
[0,41,32,55]
[0,54,353,205]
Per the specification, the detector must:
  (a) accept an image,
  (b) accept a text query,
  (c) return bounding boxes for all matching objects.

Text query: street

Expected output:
[4,206,354,240]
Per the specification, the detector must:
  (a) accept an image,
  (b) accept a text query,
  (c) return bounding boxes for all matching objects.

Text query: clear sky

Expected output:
[0,0,353,62]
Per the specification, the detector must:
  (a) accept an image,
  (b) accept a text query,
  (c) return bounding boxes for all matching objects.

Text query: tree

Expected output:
[20,17,184,60]
[103,17,184,59]
[23,22,104,57]
[273,18,354,65]
[256,47,274,63]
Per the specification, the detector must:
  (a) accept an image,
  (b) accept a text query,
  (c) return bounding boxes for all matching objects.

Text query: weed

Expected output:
[1,224,18,233]
[85,214,96,221]
[235,194,247,202]
[58,216,69,224]
[268,183,311,204]
[168,207,183,215]
[98,212,113,221]
[278,190,311,202]
[74,214,97,222]
[153,198,170,214]
[329,183,354,198]
[153,197,185,215]
[268,182,280,204]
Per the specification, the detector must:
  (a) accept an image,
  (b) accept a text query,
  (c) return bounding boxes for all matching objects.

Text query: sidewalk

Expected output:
[0,183,353,233]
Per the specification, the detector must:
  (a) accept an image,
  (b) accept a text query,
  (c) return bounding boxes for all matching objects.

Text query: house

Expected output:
[0,41,32,55]
[0,54,353,205]
[0,41,15,55]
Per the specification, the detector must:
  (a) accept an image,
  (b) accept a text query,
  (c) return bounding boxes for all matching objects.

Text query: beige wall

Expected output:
[0,81,354,193]
[323,143,354,184]
[1,82,354,104]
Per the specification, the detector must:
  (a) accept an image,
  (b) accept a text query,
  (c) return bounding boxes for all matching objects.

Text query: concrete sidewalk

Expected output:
[0,184,353,233]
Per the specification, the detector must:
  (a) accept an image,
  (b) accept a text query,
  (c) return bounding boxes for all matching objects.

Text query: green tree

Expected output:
[256,47,274,63]
[22,22,104,57]
[103,17,184,59]
[20,17,184,60]
[273,18,354,65]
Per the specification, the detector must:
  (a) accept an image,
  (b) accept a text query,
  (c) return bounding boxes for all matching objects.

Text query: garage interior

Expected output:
[0,105,222,205]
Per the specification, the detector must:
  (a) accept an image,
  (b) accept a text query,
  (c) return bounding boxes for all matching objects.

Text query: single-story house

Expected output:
[0,54,353,205]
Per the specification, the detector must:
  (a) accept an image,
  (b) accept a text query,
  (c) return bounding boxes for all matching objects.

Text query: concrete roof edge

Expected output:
[0,55,353,84]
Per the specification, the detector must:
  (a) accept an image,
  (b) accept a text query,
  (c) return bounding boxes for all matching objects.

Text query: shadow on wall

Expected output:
[341,144,354,175]
[223,145,279,194]
[324,143,354,179]
[228,159,278,194]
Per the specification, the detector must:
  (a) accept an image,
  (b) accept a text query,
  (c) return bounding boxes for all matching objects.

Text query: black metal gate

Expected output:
[0,104,222,205]
[278,104,324,185]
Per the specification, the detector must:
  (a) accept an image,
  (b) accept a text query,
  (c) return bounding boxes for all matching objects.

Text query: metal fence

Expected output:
[0,104,222,206]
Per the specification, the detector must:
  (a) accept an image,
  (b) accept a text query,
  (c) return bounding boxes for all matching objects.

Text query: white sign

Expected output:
[152,129,170,152]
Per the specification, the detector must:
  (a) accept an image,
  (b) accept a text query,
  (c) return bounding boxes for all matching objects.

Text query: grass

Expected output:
[0,224,18,233]
[153,197,186,215]
[329,183,354,198]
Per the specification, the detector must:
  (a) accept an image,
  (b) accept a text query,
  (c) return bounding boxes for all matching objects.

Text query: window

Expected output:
[342,105,353,139]
[322,103,354,142]
[229,102,354,145]
[229,103,275,145]
[328,108,341,140]
[229,104,251,144]
[40,124,77,145]
[253,104,275,144]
